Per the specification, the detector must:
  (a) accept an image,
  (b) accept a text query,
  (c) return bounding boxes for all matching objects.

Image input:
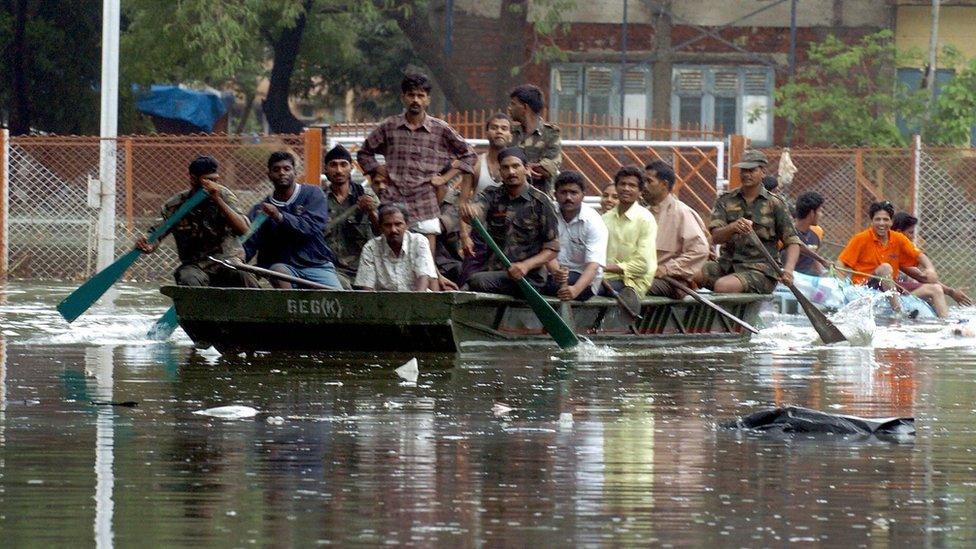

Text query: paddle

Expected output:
[601,279,642,334]
[471,218,579,350]
[146,212,269,340]
[57,187,209,323]
[747,231,847,344]
[662,276,759,335]
[209,256,333,289]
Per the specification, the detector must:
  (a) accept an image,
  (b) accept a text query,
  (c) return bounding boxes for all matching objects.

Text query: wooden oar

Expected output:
[209,256,333,289]
[748,231,846,344]
[471,218,579,350]
[147,212,269,340]
[662,276,759,335]
[57,187,209,323]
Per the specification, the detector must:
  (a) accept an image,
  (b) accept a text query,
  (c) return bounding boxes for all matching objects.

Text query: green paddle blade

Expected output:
[471,218,579,350]
[57,249,142,323]
[57,187,209,324]
[146,306,179,340]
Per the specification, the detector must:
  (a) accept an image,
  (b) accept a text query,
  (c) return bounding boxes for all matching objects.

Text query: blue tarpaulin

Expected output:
[135,85,228,132]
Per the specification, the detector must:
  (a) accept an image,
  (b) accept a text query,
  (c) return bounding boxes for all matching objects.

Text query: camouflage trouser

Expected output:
[700,261,777,294]
[175,260,259,288]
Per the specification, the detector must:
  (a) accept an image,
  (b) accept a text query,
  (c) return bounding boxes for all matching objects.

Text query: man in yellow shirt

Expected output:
[601,166,658,296]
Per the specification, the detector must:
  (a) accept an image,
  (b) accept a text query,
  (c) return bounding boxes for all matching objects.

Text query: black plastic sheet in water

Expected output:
[722,406,915,438]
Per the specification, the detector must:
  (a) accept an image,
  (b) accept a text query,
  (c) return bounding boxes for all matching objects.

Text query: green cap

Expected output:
[733,149,768,169]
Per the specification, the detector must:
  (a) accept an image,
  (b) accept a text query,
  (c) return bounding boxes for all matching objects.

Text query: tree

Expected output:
[0,0,101,135]
[772,31,925,147]
[924,58,976,146]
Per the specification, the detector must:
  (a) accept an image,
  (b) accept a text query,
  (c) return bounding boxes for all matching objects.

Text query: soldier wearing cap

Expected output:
[322,144,380,288]
[698,149,801,294]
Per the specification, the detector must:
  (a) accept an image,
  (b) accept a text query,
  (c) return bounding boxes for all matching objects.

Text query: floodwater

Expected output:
[1,282,976,547]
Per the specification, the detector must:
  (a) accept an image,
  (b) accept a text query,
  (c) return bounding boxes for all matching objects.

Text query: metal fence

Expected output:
[0,128,723,281]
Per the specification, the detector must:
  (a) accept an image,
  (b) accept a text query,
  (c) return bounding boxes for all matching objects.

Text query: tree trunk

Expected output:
[651,1,673,129]
[9,0,32,135]
[393,3,485,111]
[495,0,529,105]
[262,2,311,134]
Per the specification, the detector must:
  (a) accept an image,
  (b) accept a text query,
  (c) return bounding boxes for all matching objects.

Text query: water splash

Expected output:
[828,295,877,347]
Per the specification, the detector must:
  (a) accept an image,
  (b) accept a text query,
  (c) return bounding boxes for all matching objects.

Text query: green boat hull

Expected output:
[161,286,768,353]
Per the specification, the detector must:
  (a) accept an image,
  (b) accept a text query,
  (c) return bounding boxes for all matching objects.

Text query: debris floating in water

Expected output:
[193,405,259,419]
[492,402,513,416]
[395,357,419,384]
[558,412,574,429]
[265,415,285,425]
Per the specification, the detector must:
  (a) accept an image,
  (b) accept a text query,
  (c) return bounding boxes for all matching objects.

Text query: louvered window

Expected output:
[549,64,652,137]
[671,65,773,145]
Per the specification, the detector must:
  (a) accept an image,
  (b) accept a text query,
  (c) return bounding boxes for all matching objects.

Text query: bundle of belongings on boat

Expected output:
[721,406,915,438]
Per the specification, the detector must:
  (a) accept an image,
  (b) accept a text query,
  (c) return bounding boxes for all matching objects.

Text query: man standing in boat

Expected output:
[643,160,709,298]
[322,144,379,289]
[245,151,342,289]
[135,155,258,288]
[356,73,477,290]
[458,147,560,297]
[601,166,657,297]
[699,150,801,295]
[508,84,562,195]
[355,204,439,291]
[543,170,607,301]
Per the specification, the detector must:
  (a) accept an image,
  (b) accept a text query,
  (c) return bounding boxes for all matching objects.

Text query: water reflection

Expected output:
[0,282,975,544]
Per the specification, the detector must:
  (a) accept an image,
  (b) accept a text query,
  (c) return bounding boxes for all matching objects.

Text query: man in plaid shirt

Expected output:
[357,73,477,290]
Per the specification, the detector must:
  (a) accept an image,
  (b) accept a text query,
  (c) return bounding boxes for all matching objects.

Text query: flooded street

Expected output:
[1,282,976,546]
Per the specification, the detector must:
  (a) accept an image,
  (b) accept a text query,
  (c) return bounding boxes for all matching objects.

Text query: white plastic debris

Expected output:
[492,402,513,416]
[193,405,259,419]
[395,358,419,383]
[558,412,574,428]
[265,415,285,425]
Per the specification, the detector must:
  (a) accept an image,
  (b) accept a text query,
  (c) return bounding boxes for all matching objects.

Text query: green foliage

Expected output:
[925,58,976,145]
[775,30,976,146]
[0,1,101,134]
[774,31,923,147]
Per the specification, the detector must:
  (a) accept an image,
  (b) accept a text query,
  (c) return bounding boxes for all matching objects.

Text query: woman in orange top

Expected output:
[838,201,949,318]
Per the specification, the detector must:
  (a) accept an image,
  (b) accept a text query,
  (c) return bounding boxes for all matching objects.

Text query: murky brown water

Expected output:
[1,282,976,546]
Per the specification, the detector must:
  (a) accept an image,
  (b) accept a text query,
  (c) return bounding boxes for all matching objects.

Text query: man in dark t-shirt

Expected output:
[787,191,825,276]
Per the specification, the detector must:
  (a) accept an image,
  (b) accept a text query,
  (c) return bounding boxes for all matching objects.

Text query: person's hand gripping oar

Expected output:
[146,212,270,340]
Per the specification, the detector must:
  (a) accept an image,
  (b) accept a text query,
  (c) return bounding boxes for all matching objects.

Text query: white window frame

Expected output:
[671,65,774,145]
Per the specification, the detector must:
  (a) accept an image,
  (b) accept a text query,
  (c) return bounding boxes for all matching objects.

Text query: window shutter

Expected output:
[586,67,613,96]
[744,71,768,95]
[714,70,739,94]
[675,68,704,94]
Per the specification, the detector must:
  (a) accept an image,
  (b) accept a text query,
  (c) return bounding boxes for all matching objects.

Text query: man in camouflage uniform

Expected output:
[699,150,801,294]
[459,147,560,297]
[135,155,258,287]
[321,144,379,288]
[508,84,561,194]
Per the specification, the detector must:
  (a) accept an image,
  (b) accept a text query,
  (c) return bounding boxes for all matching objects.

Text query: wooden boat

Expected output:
[161,286,769,353]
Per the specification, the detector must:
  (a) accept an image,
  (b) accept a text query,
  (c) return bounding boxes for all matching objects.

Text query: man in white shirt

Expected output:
[355,204,439,291]
[544,171,608,301]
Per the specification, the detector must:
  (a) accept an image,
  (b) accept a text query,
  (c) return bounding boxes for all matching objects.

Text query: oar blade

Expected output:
[56,249,142,323]
[788,282,846,344]
[517,278,579,350]
[147,306,179,340]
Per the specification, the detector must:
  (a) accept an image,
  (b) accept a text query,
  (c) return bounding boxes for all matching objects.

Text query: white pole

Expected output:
[1,128,8,279]
[96,0,120,272]
[913,134,922,234]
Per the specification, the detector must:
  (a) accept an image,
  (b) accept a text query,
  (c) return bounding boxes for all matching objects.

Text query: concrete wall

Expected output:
[895,5,976,65]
